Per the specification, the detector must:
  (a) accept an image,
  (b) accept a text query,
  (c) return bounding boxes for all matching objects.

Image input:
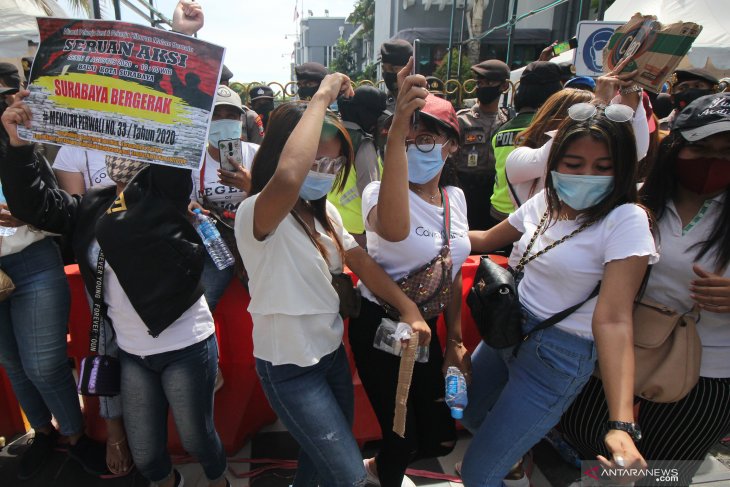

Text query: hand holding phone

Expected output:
[218,138,242,172]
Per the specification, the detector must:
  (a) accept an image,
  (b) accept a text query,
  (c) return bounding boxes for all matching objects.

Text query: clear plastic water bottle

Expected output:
[192,208,234,270]
[445,366,468,419]
[0,184,17,237]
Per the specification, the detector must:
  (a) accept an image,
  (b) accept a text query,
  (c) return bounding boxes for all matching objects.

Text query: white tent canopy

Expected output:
[0,0,67,59]
[604,0,730,70]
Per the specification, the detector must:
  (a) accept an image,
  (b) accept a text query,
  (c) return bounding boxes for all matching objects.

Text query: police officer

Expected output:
[294,62,329,100]
[248,84,275,130]
[659,68,720,131]
[375,39,412,157]
[450,59,510,230]
[219,64,234,86]
[425,76,446,99]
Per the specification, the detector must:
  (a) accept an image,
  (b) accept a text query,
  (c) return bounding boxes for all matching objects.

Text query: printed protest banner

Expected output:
[18,18,224,170]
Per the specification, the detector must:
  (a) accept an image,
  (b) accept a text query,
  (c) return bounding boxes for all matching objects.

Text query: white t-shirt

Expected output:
[53,147,114,191]
[235,195,359,367]
[87,241,215,356]
[192,146,258,214]
[359,182,471,303]
[508,191,658,338]
[646,194,729,378]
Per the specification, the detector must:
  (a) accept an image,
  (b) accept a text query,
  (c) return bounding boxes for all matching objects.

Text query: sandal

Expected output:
[105,435,133,477]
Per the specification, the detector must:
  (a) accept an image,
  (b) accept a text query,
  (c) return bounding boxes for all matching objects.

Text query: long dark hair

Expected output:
[249,101,354,265]
[641,131,730,269]
[544,105,644,228]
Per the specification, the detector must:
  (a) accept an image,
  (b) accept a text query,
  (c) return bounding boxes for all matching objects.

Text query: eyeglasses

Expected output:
[311,155,345,175]
[567,103,634,123]
[405,134,449,153]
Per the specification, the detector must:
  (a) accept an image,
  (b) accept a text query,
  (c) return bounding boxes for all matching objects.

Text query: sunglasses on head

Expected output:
[311,155,345,175]
[567,103,634,123]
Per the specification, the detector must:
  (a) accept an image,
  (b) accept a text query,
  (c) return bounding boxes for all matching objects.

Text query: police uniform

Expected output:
[451,104,507,230]
[241,106,264,144]
[490,112,535,218]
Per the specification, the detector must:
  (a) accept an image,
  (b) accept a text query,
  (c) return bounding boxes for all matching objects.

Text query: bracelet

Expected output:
[619,84,642,95]
[448,338,465,347]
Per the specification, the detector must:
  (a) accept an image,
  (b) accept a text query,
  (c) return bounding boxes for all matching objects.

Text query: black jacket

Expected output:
[0,144,205,337]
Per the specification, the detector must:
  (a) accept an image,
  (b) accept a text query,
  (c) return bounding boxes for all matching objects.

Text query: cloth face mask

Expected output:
[550,171,614,210]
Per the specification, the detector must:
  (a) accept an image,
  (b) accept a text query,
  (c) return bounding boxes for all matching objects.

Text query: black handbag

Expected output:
[331,272,362,319]
[77,249,121,397]
[467,210,597,350]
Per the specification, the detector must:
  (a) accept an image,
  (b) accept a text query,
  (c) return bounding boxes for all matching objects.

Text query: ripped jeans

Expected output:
[255,344,367,487]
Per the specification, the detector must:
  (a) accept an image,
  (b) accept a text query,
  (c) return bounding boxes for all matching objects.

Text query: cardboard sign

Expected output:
[602,13,702,93]
[18,18,225,170]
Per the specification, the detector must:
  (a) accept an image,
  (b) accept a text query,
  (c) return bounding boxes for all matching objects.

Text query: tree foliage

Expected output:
[434,48,472,83]
[347,0,375,39]
[330,38,357,77]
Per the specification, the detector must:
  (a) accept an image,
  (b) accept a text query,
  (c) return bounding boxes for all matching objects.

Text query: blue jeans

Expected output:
[200,253,234,311]
[460,306,597,487]
[0,238,82,437]
[255,344,367,487]
[119,334,226,483]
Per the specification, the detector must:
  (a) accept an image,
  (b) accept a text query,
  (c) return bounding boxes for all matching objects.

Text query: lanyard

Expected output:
[89,249,107,354]
[682,199,712,235]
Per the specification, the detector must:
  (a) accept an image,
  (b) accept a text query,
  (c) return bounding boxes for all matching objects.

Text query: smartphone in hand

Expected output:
[218,138,242,172]
[412,38,421,127]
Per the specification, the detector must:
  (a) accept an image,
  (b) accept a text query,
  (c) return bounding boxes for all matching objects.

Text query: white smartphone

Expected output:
[218,138,242,172]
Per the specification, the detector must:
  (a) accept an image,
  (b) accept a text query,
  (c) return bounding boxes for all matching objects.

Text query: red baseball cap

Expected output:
[420,94,460,138]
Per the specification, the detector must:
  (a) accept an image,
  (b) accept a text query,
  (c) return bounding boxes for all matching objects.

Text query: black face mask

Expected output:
[297,85,318,100]
[477,86,502,105]
[673,88,714,112]
[383,72,398,94]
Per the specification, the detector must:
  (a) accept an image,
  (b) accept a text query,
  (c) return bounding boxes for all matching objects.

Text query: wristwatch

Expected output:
[619,84,643,95]
[606,421,642,441]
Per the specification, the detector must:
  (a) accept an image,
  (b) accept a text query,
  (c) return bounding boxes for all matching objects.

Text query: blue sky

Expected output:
[57,0,355,83]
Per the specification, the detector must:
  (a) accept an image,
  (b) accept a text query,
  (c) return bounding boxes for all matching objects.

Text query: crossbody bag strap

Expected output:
[89,249,108,354]
[440,187,450,249]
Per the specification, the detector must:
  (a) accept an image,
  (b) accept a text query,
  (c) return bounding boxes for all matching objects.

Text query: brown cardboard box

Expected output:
[603,13,702,93]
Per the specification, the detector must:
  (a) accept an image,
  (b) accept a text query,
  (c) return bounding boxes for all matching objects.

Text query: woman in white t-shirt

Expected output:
[506,74,650,208]
[235,73,429,487]
[561,92,730,486]
[463,103,658,486]
[349,61,471,487]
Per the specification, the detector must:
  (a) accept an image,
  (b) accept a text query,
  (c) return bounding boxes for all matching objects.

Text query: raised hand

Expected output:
[172,0,204,36]
[1,90,32,147]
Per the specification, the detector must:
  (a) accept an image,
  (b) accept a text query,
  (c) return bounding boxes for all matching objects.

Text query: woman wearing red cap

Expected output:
[348,58,471,487]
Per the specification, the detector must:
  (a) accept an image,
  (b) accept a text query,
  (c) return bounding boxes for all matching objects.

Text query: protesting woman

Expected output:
[348,60,471,487]
[235,72,430,487]
[463,98,658,486]
[0,4,229,486]
[560,92,730,486]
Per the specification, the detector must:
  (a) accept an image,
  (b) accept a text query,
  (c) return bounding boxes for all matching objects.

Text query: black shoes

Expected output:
[67,434,109,477]
[17,429,58,480]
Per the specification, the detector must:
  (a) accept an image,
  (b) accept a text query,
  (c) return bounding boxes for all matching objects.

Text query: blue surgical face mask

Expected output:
[208,119,242,147]
[299,171,336,201]
[407,144,445,184]
[550,171,614,210]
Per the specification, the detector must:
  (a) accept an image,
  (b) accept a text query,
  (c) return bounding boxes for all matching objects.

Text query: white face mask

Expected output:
[208,119,242,147]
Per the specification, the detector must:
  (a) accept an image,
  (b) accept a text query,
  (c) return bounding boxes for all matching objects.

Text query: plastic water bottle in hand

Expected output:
[445,366,468,419]
[192,208,234,270]
[0,184,17,237]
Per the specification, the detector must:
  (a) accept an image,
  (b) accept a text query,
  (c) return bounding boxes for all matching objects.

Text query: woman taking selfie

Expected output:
[462,100,658,486]
[235,72,430,487]
[348,60,471,487]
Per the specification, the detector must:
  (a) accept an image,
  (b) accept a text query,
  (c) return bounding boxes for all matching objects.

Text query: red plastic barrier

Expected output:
[61,255,494,452]
[0,369,26,439]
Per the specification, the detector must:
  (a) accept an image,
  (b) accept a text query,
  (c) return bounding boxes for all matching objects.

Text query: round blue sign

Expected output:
[582,28,615,73]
